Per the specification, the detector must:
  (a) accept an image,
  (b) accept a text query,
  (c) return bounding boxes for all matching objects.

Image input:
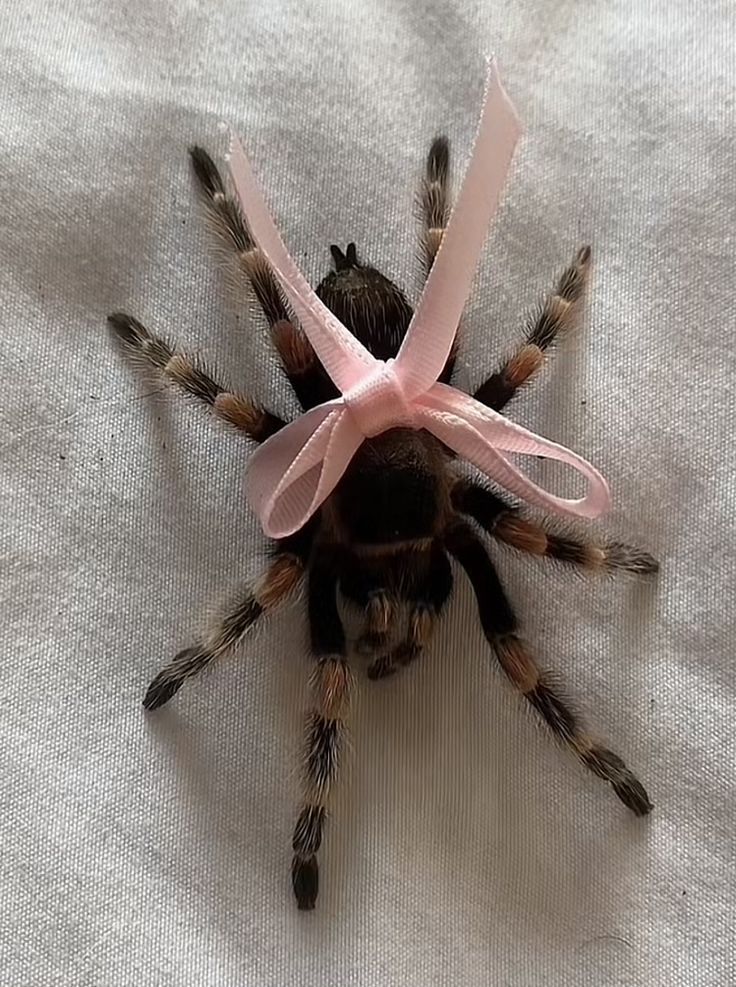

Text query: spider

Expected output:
[109,136,658,911]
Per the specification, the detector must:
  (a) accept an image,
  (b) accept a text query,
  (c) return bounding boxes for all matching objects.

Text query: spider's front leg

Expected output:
[292,545,353,910]
[108,313,285,442]
[189,146,335,412]
[143,551,304,708]
[419,136,450,277]
[445,520,652,815]
[474,245,592,412]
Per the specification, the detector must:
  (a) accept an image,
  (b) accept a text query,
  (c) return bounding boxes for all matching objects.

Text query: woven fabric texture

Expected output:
[1,1,734,983]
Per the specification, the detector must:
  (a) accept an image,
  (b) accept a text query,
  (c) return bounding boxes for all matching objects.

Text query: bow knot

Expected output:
[343,359,415,437]
[227,57,612,540]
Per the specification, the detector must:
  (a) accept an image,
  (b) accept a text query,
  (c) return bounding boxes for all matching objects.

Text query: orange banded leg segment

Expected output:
[108,313,285,442]
[474,246,592,411]
[143,553,303,709]
[445,520,652,815]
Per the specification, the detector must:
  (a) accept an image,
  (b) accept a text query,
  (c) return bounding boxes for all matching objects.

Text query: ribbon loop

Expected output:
[229,57,612,540]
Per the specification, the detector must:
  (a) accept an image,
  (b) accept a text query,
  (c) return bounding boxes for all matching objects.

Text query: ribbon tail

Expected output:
[394,57,522,397]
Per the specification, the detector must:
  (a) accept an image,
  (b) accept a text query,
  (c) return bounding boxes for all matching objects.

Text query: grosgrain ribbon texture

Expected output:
[227,57,611,539]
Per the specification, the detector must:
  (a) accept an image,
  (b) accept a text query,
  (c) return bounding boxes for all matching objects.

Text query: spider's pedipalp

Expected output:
[355,589,400,657]
[474,246,592,412]
[142,553,304,710]
[408,601,436,652]
[357,542,453,680]
[367,601,438,679]
[445,520,652,815]
[108,312,285,442]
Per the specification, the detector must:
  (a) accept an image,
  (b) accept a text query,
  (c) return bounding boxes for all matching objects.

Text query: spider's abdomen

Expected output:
[316,244,412,361]
[330,427,450,545]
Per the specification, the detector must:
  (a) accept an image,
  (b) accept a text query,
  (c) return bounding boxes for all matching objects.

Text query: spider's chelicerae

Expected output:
[109,136,657,910]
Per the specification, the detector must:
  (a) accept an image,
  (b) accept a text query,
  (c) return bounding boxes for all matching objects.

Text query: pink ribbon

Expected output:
[228,57,611,540]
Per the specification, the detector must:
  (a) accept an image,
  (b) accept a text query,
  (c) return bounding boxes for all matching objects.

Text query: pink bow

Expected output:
[228,57,611,540]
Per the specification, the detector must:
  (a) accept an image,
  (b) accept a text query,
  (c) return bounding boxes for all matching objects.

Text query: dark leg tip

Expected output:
[577,244,592,265]
[582,747,653,816]
[607,544,660,577]
[427,135,450,178]
[108,312,144,345]
[292,855,319,910]
[189,145,224,198]
[143,673,184,711]
[637,553,660,577]
[615,777,654,817]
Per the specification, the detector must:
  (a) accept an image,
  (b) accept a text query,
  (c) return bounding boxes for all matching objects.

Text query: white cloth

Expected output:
[2,1,734,984]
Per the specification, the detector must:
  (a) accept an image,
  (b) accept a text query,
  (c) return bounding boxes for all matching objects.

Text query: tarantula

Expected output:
[109,136,657,910]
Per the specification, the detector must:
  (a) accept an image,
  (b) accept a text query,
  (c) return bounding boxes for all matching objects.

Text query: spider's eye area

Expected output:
[335,461,440,545]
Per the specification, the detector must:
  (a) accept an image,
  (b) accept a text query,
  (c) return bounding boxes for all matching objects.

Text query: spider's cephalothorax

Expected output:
[109,136,658,910]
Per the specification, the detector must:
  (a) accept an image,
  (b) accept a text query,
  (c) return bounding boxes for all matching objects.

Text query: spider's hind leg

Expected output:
[445,520,652,815]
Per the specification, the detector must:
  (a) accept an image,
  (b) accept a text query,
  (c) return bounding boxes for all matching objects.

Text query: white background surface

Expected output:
[2,1,735,984]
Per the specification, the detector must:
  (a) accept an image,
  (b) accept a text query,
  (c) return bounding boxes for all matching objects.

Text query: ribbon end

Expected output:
[225,128,242,165]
